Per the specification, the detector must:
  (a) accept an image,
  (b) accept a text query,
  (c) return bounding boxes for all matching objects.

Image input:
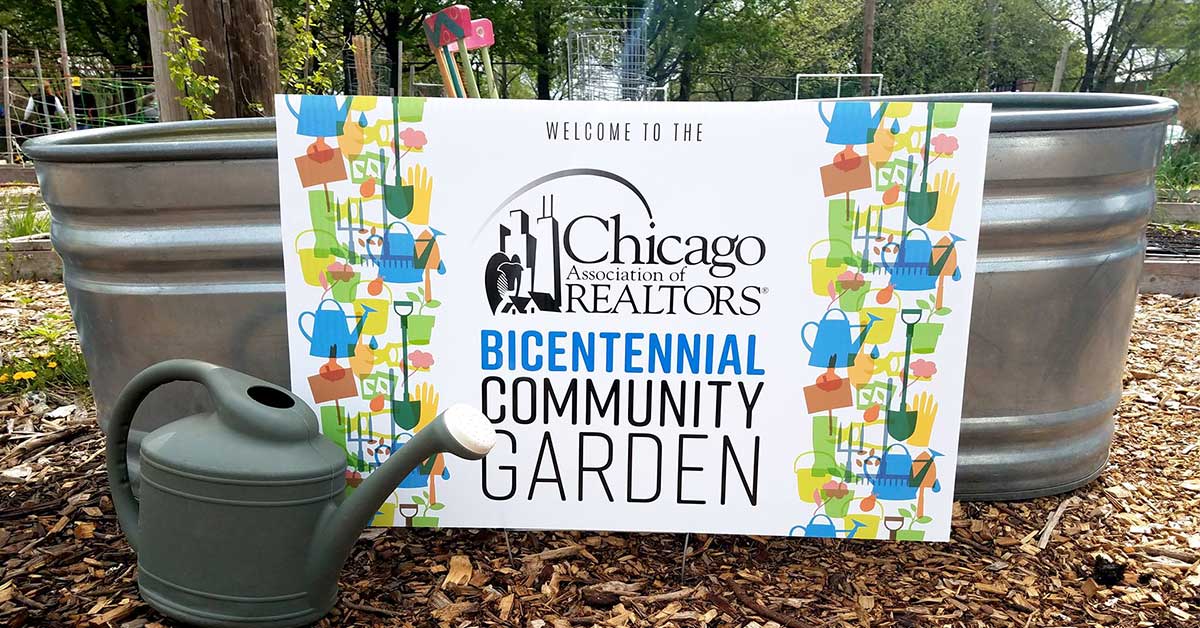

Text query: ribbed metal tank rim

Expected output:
[22,92,1177,163]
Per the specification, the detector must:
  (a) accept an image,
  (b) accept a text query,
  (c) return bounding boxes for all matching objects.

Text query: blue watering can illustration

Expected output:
[789,514,867,539]
[863,444,919,501]
[801,309,881,368]
[819,101,887,146]
[366,222,442,284]
[285,95,352,138]
[298,298,374,358]
[880,229,964,292]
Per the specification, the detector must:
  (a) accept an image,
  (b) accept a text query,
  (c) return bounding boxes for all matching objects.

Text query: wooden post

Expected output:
[150,0,278,118]
[397,40,403,97]
[33,50,53,131]
[352,35,375,95]
[1051,41,1070,92]
[2,31,12,163]
[53,0,77,129]
[147,0,186,121]
[183,0,279,117]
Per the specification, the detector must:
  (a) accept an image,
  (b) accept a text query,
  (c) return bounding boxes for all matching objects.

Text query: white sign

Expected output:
[276,96,989,541]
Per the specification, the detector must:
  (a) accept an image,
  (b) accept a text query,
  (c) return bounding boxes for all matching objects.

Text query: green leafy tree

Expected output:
[277,0,344,93]
[0,0,151,71]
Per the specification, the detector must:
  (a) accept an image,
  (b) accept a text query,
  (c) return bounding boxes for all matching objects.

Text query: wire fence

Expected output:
[1,47,159,162]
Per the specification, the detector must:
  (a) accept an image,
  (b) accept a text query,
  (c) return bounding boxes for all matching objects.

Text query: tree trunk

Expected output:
[175,0,279,118]
[675,52,693,101]
[860,0,876,96]
[978,0,997,91]
[534,5,552,100]
[339,0,356,94]
[381,5,401,96]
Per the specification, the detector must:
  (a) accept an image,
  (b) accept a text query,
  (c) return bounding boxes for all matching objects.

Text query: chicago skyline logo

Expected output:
[480,169,767,317]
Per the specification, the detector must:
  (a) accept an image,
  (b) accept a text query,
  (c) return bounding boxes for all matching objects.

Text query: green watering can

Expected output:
[105,359,496,627]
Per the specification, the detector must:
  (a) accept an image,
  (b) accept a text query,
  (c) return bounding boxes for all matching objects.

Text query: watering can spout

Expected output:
[349,304,375,345]
[869,103,887,130]
[850,313,882,355]
[309,405,496,593]
[929,234,965,276]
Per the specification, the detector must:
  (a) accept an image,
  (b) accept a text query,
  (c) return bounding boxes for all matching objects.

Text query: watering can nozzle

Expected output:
[442,403,498,459]
[311,406,497,593]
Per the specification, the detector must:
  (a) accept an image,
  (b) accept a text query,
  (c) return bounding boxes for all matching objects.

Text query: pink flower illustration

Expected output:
[911,359,938,379]
[408,350,435,370]
[837,270,866,291]
[821,480,849,499]
[931,134,958,155]
[399,128,428,150]
[326,262,355,281]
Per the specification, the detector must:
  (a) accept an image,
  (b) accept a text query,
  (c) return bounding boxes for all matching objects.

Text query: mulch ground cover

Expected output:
[0,281,1197,627]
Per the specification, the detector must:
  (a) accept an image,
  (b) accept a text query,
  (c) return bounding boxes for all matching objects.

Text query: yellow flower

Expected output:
[0,374,8,382]
[14,370,36,380]
[47,362,57,369]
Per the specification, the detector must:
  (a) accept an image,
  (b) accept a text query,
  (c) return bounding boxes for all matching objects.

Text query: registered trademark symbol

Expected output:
[761,287,769,294]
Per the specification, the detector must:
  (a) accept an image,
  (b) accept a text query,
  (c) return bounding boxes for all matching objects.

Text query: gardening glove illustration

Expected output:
[405,164,434,225]
[414,381,440,431]
[927,171,959,231]
[909,391,938,447]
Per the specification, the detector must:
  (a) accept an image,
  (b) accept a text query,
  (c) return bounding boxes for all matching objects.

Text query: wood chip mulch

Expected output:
[1,282,1198,627]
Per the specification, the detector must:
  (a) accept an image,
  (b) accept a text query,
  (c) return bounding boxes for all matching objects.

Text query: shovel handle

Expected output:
[106,359,220,551]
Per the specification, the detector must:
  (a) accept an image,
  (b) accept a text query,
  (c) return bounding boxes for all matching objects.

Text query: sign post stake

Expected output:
[502,529,516,568]
[679,533,690,583]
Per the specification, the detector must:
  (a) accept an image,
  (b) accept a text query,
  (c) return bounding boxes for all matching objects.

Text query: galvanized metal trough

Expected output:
[25,93,1177,501]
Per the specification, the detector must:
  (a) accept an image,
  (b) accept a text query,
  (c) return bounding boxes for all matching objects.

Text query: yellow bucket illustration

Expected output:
[355,298,390,336]
[794,452,841,503]
[351,95,378,111]
[884,102,913,118]
[295,229,337,287]
[859,288,902,345]
[807,239,850,296]
[847,514,880,539]
[371,501,396,526]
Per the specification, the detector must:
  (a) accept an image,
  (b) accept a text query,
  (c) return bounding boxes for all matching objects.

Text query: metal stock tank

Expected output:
[26,93,1177,500]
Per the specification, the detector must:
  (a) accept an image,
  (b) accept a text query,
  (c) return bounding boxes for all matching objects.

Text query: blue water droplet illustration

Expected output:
[890,119,900,134]
[870,346,880,359]
[369,336,379,350]
[358,112,368,127]
[952,268,962,280]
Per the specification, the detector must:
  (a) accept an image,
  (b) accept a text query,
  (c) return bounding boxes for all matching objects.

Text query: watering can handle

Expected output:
[862,454,882,483]
[366,234,384,266]
[879,242,899,271]
[284,95,301,120]
[106,359,221,552]
[800,322,819,351]
[818,101,831,127]
[788,524,806,537]
[298,312,316,343]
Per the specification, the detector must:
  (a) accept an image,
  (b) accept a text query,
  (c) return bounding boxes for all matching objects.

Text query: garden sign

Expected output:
[276,96,990,541]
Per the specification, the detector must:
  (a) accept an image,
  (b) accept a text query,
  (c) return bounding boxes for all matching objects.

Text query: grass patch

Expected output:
[0,344,89,396]
[1158,143,1200,203]
[0,194,50,240]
